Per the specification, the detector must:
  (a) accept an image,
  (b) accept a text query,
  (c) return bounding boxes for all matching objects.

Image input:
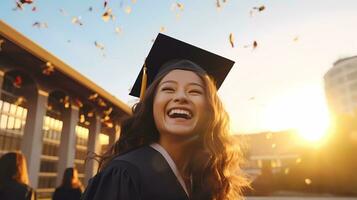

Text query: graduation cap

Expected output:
[130,33,235,100]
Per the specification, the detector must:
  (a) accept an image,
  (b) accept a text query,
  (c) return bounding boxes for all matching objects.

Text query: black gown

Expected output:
[52,186,82,200]
[82,145,189,200]
[0,180,36,200]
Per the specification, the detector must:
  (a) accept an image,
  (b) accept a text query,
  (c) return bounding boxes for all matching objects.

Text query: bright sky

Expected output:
[1,0,357,135]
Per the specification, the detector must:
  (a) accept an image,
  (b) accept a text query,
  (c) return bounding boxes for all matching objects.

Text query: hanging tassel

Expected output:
[139,64,147,101]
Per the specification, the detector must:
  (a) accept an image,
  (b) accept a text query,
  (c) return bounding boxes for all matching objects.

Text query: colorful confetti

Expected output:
[14,96,26,106]
[94,41,105,50]
[13,76,23,88]
[42,62,55,75]
[124,6,132,14]
[103,107,113,116]
[160,26,166,33]
[305,178,312,185]
[115,27,123,34]
[229,33,234,48]
[88,93,98,100]
[253,40,258,49]
[102,8,115,22]
[32,22,48,28]
[71,16,83,26]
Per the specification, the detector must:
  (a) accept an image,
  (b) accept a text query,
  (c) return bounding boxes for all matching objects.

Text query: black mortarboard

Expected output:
[129,33,235,99]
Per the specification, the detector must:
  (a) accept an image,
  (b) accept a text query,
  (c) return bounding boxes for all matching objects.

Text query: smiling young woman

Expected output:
[82,34,248,200]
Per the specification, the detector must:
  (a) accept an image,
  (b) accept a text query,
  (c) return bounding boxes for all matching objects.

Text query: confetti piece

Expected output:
[115,27,123,34]
[74,99,83,108]
[0,39,5,51]
[103,107,113,116]
[253,5,265,12]
[124,6,132,14]
[176,2,184,10]
[59,8,68,16]
[104,121,113,128]
[84,121,90,126]
[32,22,48,28]
[14,96,26,106]
[229,33,234,48]
[216,0,221,8]
[271,143,276,148]
[13,76,22,88]
[20,0,33,4]
[160,26,166,33]
[102,8,115,22]
[305,178,312,185]
[32,6,36,11]
[42,62,55,75]
[293,36,299,42]
[14,2,24,10]
[94,41,105,50]
[88,93,98,100]
[253,40,258,49]
[71,16,83,26]
[80,114,85,123]
[104,0,108,8]
[131,0,137,3]
[88,6,93,12]
[87,112,94,117]
[98,98,107,107]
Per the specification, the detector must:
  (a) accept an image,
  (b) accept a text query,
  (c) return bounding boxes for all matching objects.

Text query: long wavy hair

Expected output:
[0,152,29,187]
[99,60,248,200]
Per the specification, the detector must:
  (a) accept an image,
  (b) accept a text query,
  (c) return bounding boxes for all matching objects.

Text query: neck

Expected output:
[158,135,197,173]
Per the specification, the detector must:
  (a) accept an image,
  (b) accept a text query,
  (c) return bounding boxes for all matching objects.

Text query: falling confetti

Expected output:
[88,6,93,12]
[74,99,83,108]
[216,0,221,8]
[20,0,33,4]
[84,121,90,126]
[94,41,105,50]
[124,6,132,14]
[13,76,23,88]
[80,114,85,123]
[160,26,166,33]
[14,2,24,10]
[229,33,234,48]
[32,6,36,11]
[42,62,55,75]
[32,22,48,29]
[176,2,184,10]
[59,8,68,16]
[293,36,299,42]
[131,0,137,3]
[87,111,94,117]
[104,0,108,8]
[88,93,98,100]
[253,5,265,12]
[0,39,5,51]
[97,98,107,107]
[115,27,123,34]
[71,16,83,26]
[103,107,113,116]
[102,8,115,22]
[271,143,276,148]
[14,96,26,106]
[253,40,258,49]
[104,120,113,128]
[305,178,312,185]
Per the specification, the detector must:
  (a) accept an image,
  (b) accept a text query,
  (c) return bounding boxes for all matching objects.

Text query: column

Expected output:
[0,70,4,99]
[21,89,48,188]
[84,115,101,185]
[56,105,79,185]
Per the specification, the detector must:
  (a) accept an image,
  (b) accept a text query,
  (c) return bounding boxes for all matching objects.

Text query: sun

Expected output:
[262,85,330,142]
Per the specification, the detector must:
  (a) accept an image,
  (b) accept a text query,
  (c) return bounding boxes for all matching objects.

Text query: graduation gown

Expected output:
[82,145,190,200]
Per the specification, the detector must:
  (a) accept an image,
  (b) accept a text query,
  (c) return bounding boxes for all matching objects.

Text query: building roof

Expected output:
[0,20,131,115]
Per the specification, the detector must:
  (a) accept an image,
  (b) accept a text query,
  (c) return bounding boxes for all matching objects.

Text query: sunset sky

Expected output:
[1,0,357,136]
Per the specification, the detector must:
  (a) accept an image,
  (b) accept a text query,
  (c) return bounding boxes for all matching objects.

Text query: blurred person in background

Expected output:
[52,167,83,200]
[0,152,36,200]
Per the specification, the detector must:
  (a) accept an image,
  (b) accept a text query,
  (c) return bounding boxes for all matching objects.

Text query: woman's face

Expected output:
[153,69,209,138]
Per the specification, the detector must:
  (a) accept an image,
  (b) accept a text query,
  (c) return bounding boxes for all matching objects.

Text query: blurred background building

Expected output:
[0,21,131,199]
[324,56,357,115]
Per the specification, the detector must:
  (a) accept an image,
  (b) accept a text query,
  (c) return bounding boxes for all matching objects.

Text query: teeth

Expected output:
[168,109,192,118]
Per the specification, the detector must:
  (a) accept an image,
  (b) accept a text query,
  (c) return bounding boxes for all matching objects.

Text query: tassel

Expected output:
[139,64,147,101]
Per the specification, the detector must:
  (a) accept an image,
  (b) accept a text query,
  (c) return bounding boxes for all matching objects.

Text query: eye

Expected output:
[189,89,203,95]
[161,87,175,93]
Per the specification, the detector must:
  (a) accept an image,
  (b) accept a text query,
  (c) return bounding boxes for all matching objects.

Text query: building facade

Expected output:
[324,56,357,115]
[0,20,131,199]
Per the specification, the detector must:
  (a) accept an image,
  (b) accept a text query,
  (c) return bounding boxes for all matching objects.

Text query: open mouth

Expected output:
[167,108,193,120]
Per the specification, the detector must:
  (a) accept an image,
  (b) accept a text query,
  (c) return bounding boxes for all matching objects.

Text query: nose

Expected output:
[173,89,188,103]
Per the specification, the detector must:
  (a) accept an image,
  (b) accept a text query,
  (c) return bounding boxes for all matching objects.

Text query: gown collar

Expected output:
[150,143,190,198]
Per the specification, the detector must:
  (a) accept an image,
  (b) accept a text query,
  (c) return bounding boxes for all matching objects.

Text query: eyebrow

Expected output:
[159,80,205,89]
